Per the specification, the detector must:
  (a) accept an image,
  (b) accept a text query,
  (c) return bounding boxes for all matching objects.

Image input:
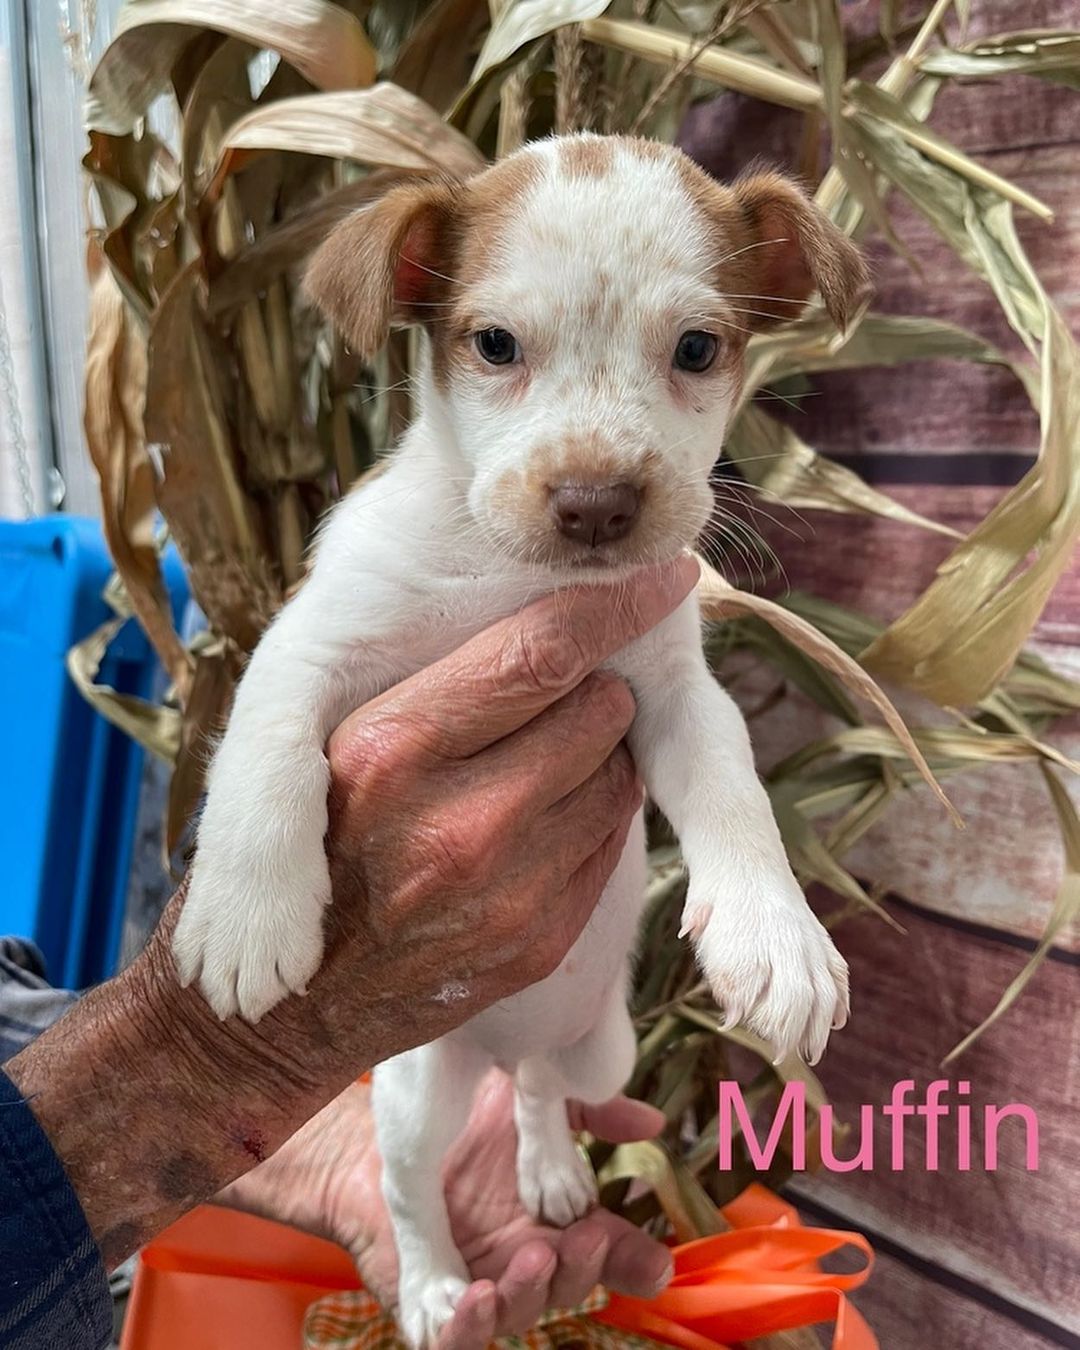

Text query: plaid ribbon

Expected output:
[304,1285,667,1350]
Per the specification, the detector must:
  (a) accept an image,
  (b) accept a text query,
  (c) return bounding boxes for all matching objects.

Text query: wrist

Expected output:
[130,914,335,1140]
[5,893,358,1268]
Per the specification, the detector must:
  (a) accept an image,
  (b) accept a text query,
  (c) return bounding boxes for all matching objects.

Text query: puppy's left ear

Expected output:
[732,171,870,331]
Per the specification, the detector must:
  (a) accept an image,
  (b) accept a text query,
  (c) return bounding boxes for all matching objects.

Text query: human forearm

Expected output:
[3,896,361,1268]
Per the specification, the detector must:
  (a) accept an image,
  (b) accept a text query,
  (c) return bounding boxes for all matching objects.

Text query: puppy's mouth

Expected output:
[493,526,691,579]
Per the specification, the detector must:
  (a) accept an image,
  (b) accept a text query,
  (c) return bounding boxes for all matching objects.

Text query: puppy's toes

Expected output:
[399,1270,470,1350]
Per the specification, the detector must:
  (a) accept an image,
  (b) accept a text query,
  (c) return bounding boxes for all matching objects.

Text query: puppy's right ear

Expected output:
[303,179,456,360]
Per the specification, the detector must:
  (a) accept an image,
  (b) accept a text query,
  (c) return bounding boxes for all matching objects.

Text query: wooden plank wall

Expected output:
[680,3,1080,1345]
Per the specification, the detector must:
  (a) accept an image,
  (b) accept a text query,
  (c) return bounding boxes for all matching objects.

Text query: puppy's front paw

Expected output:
[398,1265,470,1350]
[173,853,330,1022]
[684,872,849,1065]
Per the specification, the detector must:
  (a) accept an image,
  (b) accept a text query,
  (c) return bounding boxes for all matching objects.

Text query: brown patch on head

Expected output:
[452,150,543,291]
[672,154,870,332]
[432,149,544,384]
[557,135,615,179]
[617,136,670,164]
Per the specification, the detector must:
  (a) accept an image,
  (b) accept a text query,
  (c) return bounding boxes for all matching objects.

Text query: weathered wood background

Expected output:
[680,2,1080,1345]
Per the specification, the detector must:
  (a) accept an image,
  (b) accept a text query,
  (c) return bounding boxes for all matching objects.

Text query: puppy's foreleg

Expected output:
[172,582,396,1021]
[615,593,848,1064]
[374,1040,492,1350]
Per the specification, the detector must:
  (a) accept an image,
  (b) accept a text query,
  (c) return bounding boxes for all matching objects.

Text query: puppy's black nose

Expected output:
[550,483,641,546]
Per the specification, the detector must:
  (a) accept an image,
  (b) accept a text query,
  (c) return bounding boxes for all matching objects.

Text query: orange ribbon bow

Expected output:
[597,1185,877,1350]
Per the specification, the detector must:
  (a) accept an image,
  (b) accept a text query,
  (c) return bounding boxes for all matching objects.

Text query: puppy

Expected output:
[173,134,865,1348]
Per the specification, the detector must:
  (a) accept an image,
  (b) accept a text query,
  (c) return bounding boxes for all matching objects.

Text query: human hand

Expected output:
[236,554,699,1073]
[219,1074,674,1350]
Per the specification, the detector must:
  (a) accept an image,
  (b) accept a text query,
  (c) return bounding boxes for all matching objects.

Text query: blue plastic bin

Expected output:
[0,516,187,989]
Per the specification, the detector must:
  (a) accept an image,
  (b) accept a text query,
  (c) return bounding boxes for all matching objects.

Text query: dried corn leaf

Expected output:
[67,616,182,764]
[84,243,193,702]
[85,129,179,317]
[88,0,377,135]
[779,757,900,821]
[207,84,485,200]
[473,0,612,84]
[846,80,1054,222]
[749,311,1041,408]
[394,0,492,113]
[1003,652,1080,716]
[879,0,899,45]
[772,793,902,928]
[944,766,1080,1063]
[167,640,241,857]
[179,35,255,204]
[919,30,1080,87]
[822,772,898,860]
[782,592,1080,719]
[598,1139,727,1241]
[145,264,280,650]
[780,2,897,253]
[745,9,815,78]
[720,617,861,725]
[587,16,1052,224]
[697,558,961,825]
[208,172,409,315]
[725,405,961,539]
[850,111,1080,704]
[772,724,1080,777]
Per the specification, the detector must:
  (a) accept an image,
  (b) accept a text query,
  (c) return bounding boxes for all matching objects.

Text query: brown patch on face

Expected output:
[535,432,627,485]
[672,155,757,319]
[557,135,615,179]
[486,433,710,571]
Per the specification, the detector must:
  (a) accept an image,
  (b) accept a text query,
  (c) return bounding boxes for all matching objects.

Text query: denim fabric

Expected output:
[0,943,111,1350]
[0,939,77,1064]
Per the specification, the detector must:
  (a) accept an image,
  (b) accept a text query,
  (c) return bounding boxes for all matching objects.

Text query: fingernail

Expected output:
[638,555,698,600]
[649,1256,675,1297]
[670,554,700,593]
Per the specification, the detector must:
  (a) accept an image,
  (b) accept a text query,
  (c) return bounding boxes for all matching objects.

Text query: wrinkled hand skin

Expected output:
[5,567,694,1271]
[218,1076,673,1350]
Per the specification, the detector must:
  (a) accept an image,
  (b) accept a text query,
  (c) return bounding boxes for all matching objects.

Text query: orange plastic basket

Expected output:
[120,1206,360,1350]
[121,1187,875,1350]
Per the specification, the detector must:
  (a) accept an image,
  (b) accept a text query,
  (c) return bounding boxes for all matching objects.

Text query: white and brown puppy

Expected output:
[173,134,866,1347]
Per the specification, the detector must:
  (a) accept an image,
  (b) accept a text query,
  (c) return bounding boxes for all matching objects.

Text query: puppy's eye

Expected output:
[674,330,718,373]
[475,328,519,365]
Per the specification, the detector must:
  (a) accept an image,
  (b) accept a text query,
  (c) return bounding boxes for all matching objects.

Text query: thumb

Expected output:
[569,1094,666,1143]
[362,557,699,761]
